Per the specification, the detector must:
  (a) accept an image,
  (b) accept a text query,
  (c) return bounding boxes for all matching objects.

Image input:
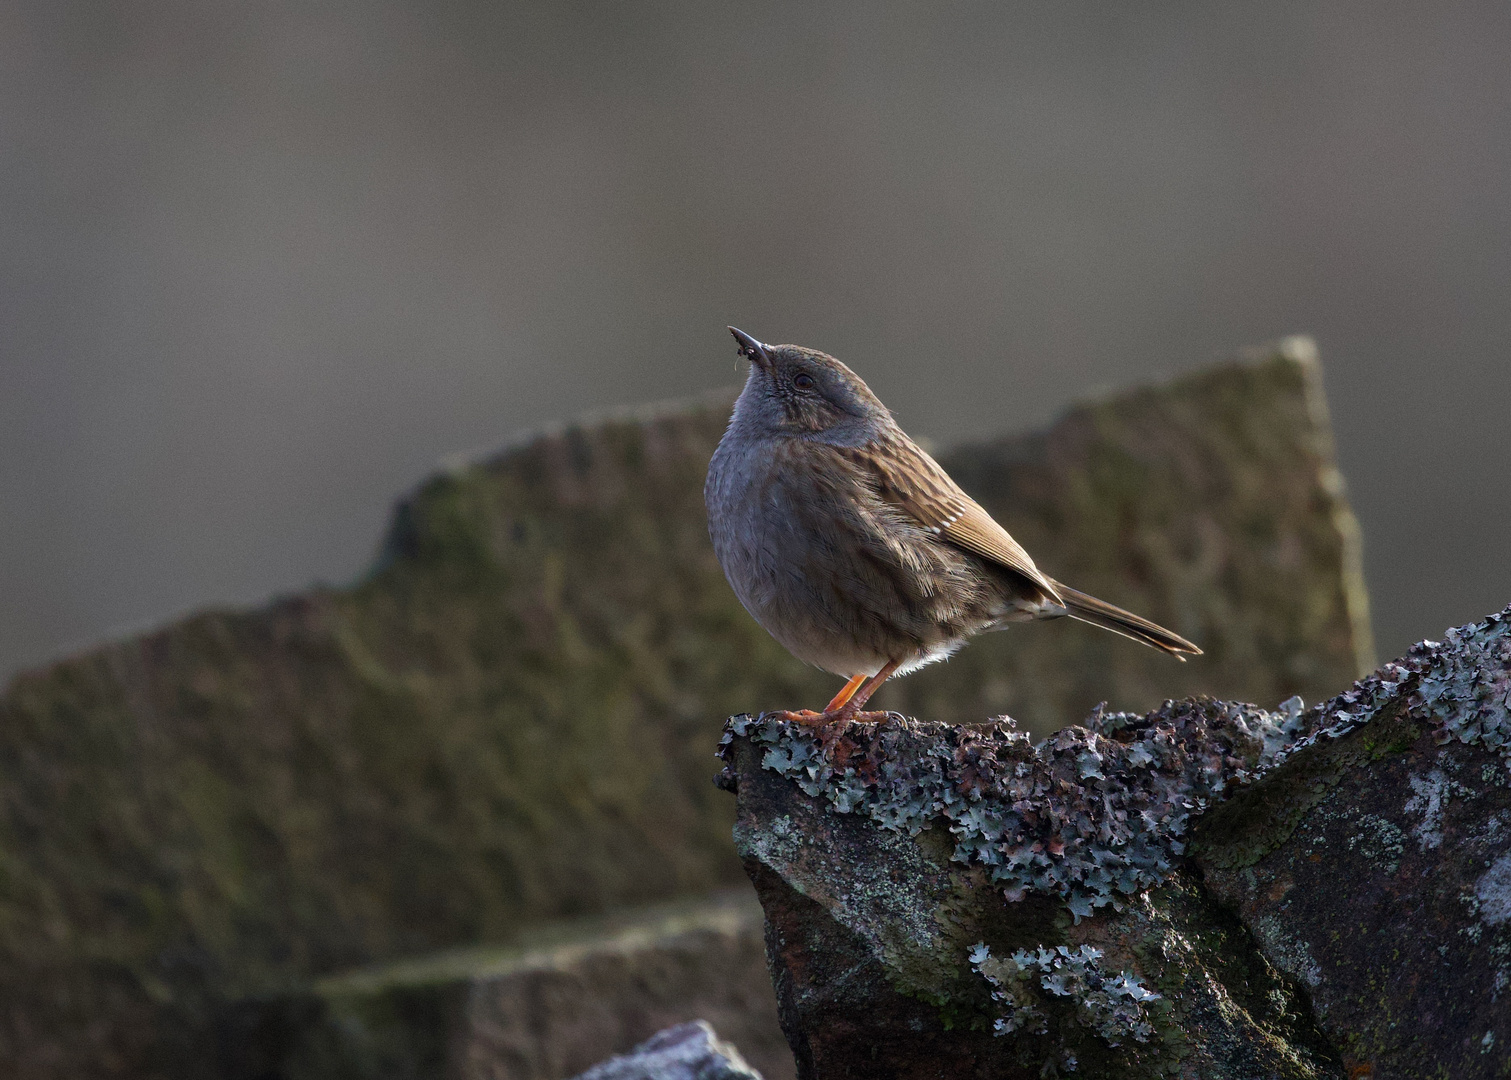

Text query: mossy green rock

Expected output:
[891,336,1373,726]
[0,340,1369,1077]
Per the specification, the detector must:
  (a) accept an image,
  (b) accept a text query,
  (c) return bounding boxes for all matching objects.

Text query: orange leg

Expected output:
[847,659,901,713]
[824,674,868,713]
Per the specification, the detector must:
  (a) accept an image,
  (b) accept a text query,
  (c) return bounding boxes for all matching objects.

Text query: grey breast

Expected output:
[707,429,1000,676]
[706,429,851,672]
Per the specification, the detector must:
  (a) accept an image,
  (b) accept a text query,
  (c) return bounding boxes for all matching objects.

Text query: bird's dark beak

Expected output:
[728,326,771,369]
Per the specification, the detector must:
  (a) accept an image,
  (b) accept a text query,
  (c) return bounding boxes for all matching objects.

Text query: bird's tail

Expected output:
[1047,579,1202,660]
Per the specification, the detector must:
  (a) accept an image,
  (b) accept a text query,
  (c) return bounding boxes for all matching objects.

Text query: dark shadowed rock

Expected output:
[721,606,1511,1078]
[223,891,793,1080]
[1193,606,1511,1078]
[568,1021,763,1080]
[0,341,1370,1076]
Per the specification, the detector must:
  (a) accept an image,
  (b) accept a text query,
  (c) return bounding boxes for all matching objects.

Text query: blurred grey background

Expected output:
[2,1,1508,684]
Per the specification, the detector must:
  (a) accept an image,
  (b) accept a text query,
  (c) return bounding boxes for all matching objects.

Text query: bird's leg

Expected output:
[761,661,904,765]
[810,660,902,761]
[824,674,869,713]
[839,660,900,719]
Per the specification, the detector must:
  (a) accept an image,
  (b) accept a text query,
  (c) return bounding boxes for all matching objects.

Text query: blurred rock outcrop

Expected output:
[720,604,1511,1078]
[891,336,1373,726]
[0,339,1370,1076]
[223,891,791,1080]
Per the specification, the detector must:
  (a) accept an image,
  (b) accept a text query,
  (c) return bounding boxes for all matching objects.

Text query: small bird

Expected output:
[705,327,1201,726]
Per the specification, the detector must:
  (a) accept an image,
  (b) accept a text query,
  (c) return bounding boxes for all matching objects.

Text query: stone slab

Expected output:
[224,890,793,1080]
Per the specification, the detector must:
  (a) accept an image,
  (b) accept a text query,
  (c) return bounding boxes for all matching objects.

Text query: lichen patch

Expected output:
[720,699,1283,921]
[1404,770,1449,850]
[967,942,1161,1046]
[1477,853,1511,926]
[724,604,1511,926]
[1273,604,1511,766]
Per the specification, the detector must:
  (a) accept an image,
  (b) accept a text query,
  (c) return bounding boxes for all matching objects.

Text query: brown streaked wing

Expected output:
[841,434,1063,604]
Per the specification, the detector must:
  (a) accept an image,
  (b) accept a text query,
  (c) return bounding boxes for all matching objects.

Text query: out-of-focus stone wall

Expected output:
[0,339,1370,1076]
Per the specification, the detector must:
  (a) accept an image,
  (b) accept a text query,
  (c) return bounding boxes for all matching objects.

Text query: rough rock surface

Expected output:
[721,606,1511,1078]
[1194,606,1511,1078]
[720,712,1341,1078]
[0,341,1369,1077]
[568,1021,763,1080]
[224,891,793,1080]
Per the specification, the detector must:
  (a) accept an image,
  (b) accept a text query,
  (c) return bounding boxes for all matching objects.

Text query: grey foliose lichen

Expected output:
[719,699,1280,920]
[1269,603,1511,766]
[968,942,1160,1046]
[1413,609,1511,755]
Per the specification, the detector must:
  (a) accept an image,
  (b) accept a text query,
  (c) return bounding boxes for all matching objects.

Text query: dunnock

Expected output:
[705,327,1200,725]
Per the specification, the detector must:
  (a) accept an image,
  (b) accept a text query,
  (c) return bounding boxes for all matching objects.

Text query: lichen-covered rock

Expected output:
[719,702,1278,924]
[1193,606,1511,1078]
[0,341,1370,1077]
[719,710,1341,1079]
[722,604,1511,1078]
[569,1021,764,1080]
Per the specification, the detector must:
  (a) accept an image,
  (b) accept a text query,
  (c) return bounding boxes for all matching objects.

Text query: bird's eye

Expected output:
[793,373,815,390]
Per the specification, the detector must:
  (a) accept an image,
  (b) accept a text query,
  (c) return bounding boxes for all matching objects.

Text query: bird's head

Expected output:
[726,327,890,441]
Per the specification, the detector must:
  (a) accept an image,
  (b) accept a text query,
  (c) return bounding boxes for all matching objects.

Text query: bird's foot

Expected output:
[836,709,895,724]
[765,706,899,766]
